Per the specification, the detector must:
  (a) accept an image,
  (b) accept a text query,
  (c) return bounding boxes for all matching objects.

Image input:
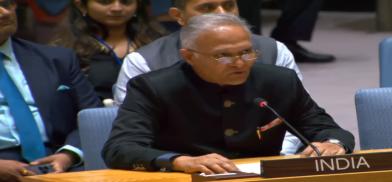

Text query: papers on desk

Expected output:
[193,169,260,181]
[236,162,261,174]
[199,172,237,177]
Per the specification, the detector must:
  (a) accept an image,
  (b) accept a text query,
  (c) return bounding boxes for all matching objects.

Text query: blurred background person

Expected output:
[237,0,335,63]
[53,0,166,102]
[1,0,102,175]
[14,0,71,43]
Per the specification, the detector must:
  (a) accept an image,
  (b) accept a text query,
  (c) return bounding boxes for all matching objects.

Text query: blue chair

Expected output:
[379,37,392,87]
[78,107,118,170]
[355,88,392,150]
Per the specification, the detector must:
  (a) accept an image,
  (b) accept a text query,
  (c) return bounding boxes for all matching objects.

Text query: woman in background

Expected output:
[55,0,166,102]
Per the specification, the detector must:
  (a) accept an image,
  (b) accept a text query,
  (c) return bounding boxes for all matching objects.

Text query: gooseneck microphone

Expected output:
[254,98,322,157]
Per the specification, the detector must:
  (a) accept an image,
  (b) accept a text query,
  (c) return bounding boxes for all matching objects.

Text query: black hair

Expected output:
[53,0,166,68]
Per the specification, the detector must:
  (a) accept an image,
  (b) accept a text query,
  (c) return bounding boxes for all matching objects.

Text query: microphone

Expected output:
[254,98,321,157]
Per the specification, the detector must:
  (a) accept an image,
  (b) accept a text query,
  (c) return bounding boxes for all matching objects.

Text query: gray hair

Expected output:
[180,13,251,49]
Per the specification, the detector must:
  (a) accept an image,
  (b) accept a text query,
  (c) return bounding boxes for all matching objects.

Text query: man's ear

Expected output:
[180,48,195,65]
[168,7,186,26]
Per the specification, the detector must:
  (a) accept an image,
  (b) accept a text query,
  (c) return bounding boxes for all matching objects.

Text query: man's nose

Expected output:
[232,56,246,68]
[214,6,227,14]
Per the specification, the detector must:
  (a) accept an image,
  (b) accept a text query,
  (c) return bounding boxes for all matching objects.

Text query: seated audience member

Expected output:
[102,14,355,174]
[54,0,166,101]
[0,0,102,176]
[114,0,303,155]
[13,0,71,43]
[237,0,335,63]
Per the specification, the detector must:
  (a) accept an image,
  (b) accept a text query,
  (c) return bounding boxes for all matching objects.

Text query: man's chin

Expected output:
[223,78,247,86]
[0,27,17,40]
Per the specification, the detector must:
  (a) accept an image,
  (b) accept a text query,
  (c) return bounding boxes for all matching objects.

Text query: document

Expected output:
[236,163,261,174]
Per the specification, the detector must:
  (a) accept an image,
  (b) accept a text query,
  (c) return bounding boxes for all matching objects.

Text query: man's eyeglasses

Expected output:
[0,0,13,9]
[188,49,259,65]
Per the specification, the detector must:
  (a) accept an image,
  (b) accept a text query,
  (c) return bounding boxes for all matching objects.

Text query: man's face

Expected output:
[174,0,239,25]
[182,25,256,86]
[0,0,17,44]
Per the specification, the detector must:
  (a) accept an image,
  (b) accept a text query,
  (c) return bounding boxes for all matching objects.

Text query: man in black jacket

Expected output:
[103,13,354,174]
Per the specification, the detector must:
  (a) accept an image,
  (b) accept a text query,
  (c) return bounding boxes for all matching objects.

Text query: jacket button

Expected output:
[224,129,238,137]
[223,100,235,108]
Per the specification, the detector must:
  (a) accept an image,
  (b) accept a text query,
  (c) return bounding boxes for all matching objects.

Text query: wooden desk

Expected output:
[24,149,392,182]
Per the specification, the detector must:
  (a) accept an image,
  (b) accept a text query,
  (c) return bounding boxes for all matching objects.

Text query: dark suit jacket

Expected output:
[11,38,102,151]
[87,53,121,100]
[102,62,354,170]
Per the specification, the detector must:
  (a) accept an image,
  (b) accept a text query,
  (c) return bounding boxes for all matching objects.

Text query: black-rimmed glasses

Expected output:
[188,49,259,65]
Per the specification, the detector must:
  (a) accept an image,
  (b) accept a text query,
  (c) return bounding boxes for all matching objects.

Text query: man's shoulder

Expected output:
[12,37,73,56]
[250,34,278,65]
[250,63,300,93]
[133,61,184,81]
[135,31,182,70]
[127,62,187,97]
[250,34,276,43]
[129,62,186,92]
[250,34,277,49]
[137,31,180,54]
[252,63,296,78]
[11,38,78,72]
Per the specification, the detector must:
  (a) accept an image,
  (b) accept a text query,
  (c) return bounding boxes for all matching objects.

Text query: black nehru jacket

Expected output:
[102,62,355,170]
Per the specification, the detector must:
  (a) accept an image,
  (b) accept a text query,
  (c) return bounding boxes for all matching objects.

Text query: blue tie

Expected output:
[0,53,46,162]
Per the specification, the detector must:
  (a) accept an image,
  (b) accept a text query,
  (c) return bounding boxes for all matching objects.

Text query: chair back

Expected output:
[355,88,392,149]
[379,37,392,87]
[78,107,118,170]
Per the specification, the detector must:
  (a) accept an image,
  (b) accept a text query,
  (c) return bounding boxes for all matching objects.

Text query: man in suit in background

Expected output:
[238,0,335,63]
[103,14,354,174]
[0,0,102,176]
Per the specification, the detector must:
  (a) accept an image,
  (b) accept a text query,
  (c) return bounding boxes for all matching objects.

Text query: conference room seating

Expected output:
[355,87,392,150]
[379,37,392,87]
[78,107,119,170]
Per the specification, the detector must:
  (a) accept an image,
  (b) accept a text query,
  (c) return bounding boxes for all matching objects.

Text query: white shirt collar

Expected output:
[0,37,14,61]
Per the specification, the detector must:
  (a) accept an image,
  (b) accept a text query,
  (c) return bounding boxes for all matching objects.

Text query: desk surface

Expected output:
[24,149,392,182]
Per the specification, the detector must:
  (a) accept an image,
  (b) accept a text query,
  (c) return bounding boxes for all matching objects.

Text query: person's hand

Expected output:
[30,152,74,173]
[0,159,34,176]
[172,153,238,174]
[301,142,346,157]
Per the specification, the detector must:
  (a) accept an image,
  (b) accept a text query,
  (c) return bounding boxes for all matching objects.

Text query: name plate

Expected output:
[260,151,392,178]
